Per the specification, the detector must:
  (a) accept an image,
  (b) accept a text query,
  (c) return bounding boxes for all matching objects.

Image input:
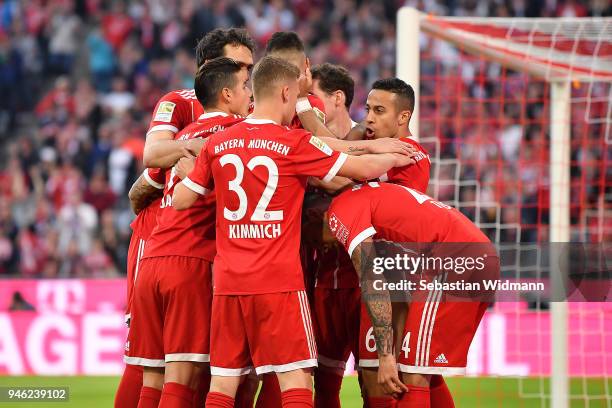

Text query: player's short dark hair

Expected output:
[195,28,256,67]
[265,31,305,54]
[194,57,243,108]
[371,78,415,113]
[252,56,300,101]
[311,63,355,109]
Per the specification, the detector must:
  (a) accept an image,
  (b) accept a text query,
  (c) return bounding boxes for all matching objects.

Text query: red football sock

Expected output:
[367,396,397,407]
[397,385,430,408]
[430,375,455,408]
[314,369,342,408]
[205,391,235,408]
[159,382,194,408]
[235,378,257,408]
[137,386,162,408]
[116,364,143,408]
[281,388,313,407]
[192,370,211,408]
[255,374,282,407]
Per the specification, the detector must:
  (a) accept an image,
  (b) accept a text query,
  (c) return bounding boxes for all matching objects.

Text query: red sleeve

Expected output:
[381,139,431,193]
[147,91,196,136]
[308,94,326,124]
[143,168,165,189]
[183,148,212,195]
[328,192,376,257]
[290,130,348,181]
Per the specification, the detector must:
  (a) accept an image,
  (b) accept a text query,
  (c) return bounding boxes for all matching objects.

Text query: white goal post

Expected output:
[396,8,612,408]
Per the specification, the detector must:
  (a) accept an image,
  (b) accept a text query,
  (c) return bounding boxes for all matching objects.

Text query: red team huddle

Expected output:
[115,27,498,408]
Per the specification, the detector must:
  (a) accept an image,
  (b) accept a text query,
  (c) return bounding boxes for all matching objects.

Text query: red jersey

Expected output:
[291,94,326,130]
[129,168,165,237]
[328,182,490,258]
[143,112,244,262]
[185,118,348,295]
[378,137,430,193]
[314,244,359,288]
[147,89,205,136]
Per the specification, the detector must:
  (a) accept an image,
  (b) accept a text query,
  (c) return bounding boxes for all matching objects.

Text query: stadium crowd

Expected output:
[0,0,609,277]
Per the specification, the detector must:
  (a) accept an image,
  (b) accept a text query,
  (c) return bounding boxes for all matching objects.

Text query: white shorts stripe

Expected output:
[398,364,466,376]
[300,291,317,359]
[134,239,145,285]
[255,358,318,375]
[424,284,444,366]
[302,292,318,358]
[358,359,379,368]
[415,284,436,366]
[419,284,442,366]
[297,291,315,359]
[318,355,346,370]
[124,356,165,367]
[165,353,210,363]
[210,366,254,376]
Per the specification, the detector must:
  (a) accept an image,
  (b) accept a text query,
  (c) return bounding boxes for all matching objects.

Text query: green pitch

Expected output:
[0,376,609,407]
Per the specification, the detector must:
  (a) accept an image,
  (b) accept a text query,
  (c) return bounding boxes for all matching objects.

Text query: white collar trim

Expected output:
[244,118,278,125]
[199,111,229,120]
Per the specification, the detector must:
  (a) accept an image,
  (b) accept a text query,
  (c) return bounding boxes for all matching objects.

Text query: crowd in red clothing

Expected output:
[0,0,609,276]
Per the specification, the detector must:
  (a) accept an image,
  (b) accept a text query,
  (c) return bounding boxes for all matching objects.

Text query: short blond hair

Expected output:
[252,56,300,101]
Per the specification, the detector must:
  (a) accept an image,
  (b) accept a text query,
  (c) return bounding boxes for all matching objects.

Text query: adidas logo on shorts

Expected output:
[434,353,448,364]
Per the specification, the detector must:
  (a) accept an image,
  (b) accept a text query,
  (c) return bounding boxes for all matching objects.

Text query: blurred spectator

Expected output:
[9,291,35,311]
[46,1,81,75]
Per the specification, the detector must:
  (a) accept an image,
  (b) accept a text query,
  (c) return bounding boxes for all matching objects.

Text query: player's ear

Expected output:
[398,109,412,126]
[281,85,290,103]
[335,90,344,108]
[222,87,232,104]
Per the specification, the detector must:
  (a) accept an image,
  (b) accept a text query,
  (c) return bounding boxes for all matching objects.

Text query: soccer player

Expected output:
[303,62,361,408]
[116,28,256,408]
[172,56,416,408]
[143,28,255,169]
[265,31,336,137]
[327,182,499,407]
[126,57,251,408]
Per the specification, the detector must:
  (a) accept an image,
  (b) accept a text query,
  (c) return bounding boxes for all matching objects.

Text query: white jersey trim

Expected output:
[143,170,164,190]
[348,226,377,257]
[398,364,466,376]
[244,118,277,125]
[165,353,210,363]
[199,111,229,120]
[124,356,166,367]
[182,177,208,195]
[210,366,254,376]
[322,152,348,183]
[255,358,318,375]
[147,124,179,136]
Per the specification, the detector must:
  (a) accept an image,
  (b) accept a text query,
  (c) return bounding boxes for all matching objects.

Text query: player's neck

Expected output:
[203,105,231,116]
[328,109,352,139]
[397,125,412,139]
[250,105,284,125]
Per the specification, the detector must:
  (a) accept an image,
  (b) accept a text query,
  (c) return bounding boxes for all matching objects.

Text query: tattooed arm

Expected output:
[351,238,408,396]
[128,174,163,215]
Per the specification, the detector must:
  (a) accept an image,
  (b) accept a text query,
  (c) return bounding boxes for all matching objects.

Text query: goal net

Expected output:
[397,9,612,407]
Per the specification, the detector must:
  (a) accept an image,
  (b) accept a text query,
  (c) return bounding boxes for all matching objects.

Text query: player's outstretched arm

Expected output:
[320,136,416,156]
[128,173,163,215]
[298,109,337,138]
[308,176,354,195]
[351,239,409,396]
[172,155,209,210]
[172,182,199,210]
[337,153,415,181]
[143,131,205,168]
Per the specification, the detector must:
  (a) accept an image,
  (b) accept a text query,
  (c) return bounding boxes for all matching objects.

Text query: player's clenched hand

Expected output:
[378,354,408,397]
[367,138,417,156]
[392,152,416,168]
[175,156,195,180]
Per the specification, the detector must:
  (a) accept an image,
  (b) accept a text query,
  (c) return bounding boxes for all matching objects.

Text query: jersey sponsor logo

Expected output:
[229,223,282,239]
[309,136,333,156]
[154,101,176,122]
[328,213,349,245]
[313,107,326,124]
[434,353,448,364]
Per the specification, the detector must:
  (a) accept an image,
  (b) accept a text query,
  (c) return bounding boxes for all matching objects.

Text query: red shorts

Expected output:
[125,256,213,367]
[312,287,360,371]
[358,299,487,375]
[125,234,147,324]
[210,291,317,376]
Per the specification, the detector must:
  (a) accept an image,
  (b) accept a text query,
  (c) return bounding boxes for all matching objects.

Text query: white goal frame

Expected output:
[396,7,575,407]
